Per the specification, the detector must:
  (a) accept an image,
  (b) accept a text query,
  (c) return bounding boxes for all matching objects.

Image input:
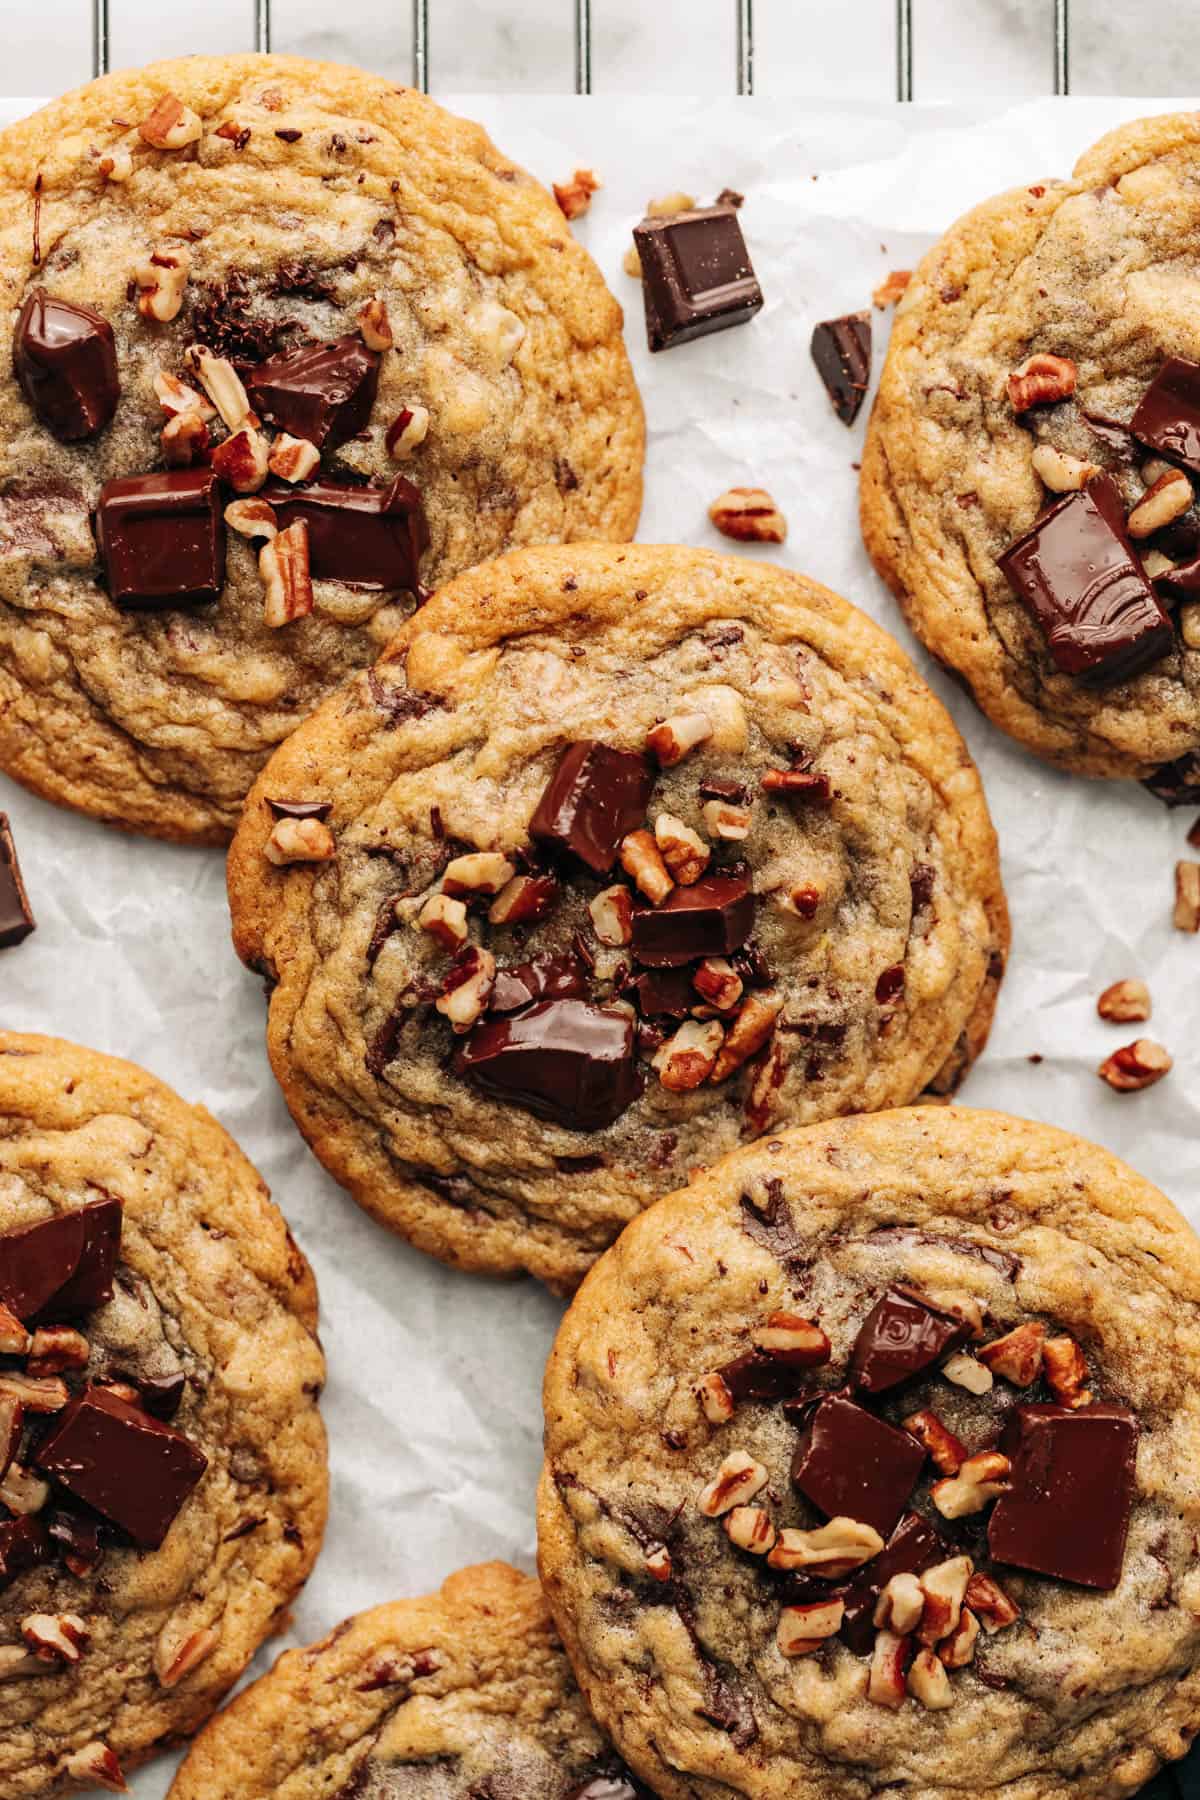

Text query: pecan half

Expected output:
[708,486,787,544]
[1007,352,1076,412]
[1097,978,1151,1023]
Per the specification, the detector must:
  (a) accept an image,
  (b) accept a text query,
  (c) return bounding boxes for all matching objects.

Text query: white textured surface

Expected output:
[1,86,1198,1798]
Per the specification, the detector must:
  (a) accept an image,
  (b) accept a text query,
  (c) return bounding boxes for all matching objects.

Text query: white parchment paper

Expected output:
[1,92,1197,1796]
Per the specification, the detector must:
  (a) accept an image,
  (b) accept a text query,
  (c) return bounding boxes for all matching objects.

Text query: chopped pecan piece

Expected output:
[1007,352,1076,412]
[655,814,710,885]
[357,296,394,351]
[553,168,601,220]
[930,1451,1011,1520]
[139,92,202,150]
[695,1370,735,1424]
[708,486,787,543]
[646,711,713,766]
[619,829,673,904]
[724,1506,776,1554]
[156,1623,221,1687]
[1097,978,1151,1023]
[903,1408,966,1475]
[710,990,783,1082]
[964,1571,1020,1633]
[917,1556,973,1646]
[696,1449,768,1517]
[267,434,321,483]
[21,1612,89,1664]
[873,1571,924,1634]
[867,1629,910,1708]
[1098,1038,1172,1091]
[435,947,496,1032]
[751,1311,830,1365]
[767,1516,884,1577]
[977,1321,1045,1386]
[908,1647,953,1709]
[260,520,314,628]
[135,245,191,322]
[777,1598,843,1656]
[1043,1335,1091,1409]
[417,892,468,949]
[264,816,335,866]
[654,1019,724,1091]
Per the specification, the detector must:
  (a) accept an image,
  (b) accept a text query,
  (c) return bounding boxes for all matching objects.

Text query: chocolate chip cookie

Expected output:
[0,55,643,844]
[169,1562,654,1800]
[861,112,1200,791]
[0,1031,327,1797]
[226,543,1008,1293]
[538,1105,1200,1800]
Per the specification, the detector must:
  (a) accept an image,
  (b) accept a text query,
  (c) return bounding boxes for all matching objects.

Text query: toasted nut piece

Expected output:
[1144,549,1178,581]
[95,143,133,182]
[225,497,278,541]
[745,1033,789,1133]
[908,1647,954,1709]
[1175,861,1200,932]
[964,1571,1020,1633]
[152,370,214,420]
[260,520,314,628]
[212,425,270,494]
[655,1019,725,1092]
[697,1450,769,1517]
[725,1506,776,1555]
[0,1645,45,1680]
[751,1311,831,1366]
[553,168,601,220]
[696,1370,735,1424]
[620,829,674,904]
[469,300,525,366]
[1097,978,1151,1023]
[709,486,787,544]
[61,1741,127,1791]
[777,1599,844,1656]
[417,892,469,949]
[767,1516,884,1577]
[638,1545,671,1583]
[0,1304,30,1357]
[27,1327,88,1376]
[761,767,830,802]
[0,1374,68,1413]
[874,1571,925,1635]
[1098,1038,1172,1092]
[161,412,209,468]
[590,884,634,947]
[978,1321,1045,1386]
[156,1623,220,1688]
[265,816,335,867]
[903,1408,967,1475]
[1007,352,1076,412]
[1128,469,1193,539]
[386,405,431,459]
[917,1556,973,1646]
[0,1395,22,1482]
[646,711,714,766]
[1031,443,1098,492]
[702,798,752,840]
[489,873,558,926]
[1181,601,1200,649]
[647,191,697,215]
[693,957,742,1012]
[442,852,516,897]
[931,1451,1011,1520]
[867,1629,911,1708]
[135,245,190,322]
[938,1607,980,1668]
[1043,1336,1092,1409]
[941,1351,993,1394]
[0,1463,49,1515]
[187,346,252,431]
[268,433,321,483]
[21,1612,89,1664]
[139,93,202,150]
[436,947,497,1032]
[872,269,911,308]
[655,814,710,885]
[710,990,783,1082]
[357,296,394,351]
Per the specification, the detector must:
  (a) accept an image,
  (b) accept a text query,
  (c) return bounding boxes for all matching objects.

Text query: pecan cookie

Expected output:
[227,543,1008,1293]
[538,1106,1200,1800]
[0,1031,327,1797]
[0,55,642,844]
[862,112,1200,791]
[169,1562,654,1799]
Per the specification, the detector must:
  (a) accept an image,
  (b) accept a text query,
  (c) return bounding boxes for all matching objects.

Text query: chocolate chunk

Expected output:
[863,1224,1020,1281]
[114,1370,187,1421]
[265,798,333,821]
[95,468,226,609]
[630,966,697,1019]
[529,741,655,875]
[810,313,871,425]
[0,1515,50,1592]
[489,951,588,1015]
[261,477,427,591]
[35,1385,208,1549]
[998,474,1173,684]
[837,1513,950,1654]
[45,1507,103,1576]
[632,206,763,353]
[718,1351,813,1403]
[988,1402,1138,1590]
[738,1183,805,1266]
[246,335,380,449]
[631,871,754,967]
[791,1392,925,1537]
[0,816,35,949]
[13,290,119,440]
[1130,357,1200,475]
[0,1197,122,1323]
[849,1287,968,1395]
[453,998,641,1131]
[1143,752,1200,807]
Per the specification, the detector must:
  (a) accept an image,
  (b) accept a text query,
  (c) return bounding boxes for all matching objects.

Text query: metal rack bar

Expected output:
[254,0,271,54]
[895,0,913,101]
[92,0,108,76]
[413,0,430,92]
[575,0,591,94]
[1053,0,1070,94]
[736,0,753,96]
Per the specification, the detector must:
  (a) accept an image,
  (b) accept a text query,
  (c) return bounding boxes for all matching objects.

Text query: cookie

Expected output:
[226,543,1009,1293]
[538,1105,1200,1800]
[0,55,643,844]
[862,112,1200,786]
[0,1032,327,1797]
[169,1561,654,1799]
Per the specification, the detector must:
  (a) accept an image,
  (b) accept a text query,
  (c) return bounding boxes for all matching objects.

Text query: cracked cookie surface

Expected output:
[0,1031,327,1797]
[226,543,1008,1294]
[0,54,642,843]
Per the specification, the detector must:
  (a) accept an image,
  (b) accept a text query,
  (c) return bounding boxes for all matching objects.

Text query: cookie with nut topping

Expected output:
[862,112,1200,791]
[0,55,642,843]
[0,1031,327,1798]
[538,1105,1200,1800]
[169,1562,652,1800]
[226,543,1008,1292]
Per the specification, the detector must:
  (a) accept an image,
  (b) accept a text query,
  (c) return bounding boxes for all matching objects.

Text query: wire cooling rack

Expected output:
[88,0,1076,97]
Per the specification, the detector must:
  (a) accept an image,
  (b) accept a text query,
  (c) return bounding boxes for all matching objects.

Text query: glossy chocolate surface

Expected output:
[0,1197,122,1322]
[247,334,380,449]
[262,476,428,591]
[0,1515,50,1592]
[810,313,871,426]
[1130,356,1200,475]
[529,742,656,875]
[849,1287,968,1395]
[35,1384,208,1550]
[489,952,589,1015]
[0,814,35,949]
[630,870,755,966]
[988,1401,1138,1589]
[95,467,226,609]
[718,1351,813,1403]
[13,289,119,441]
[453,998,641,1131]
[790,1392,926,1537]
[837,1512,950,1653]
[633,207,763,353]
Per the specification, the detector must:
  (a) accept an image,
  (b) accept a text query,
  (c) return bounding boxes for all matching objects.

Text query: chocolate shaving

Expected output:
[367,668,441,729]
[738,1181,807,1267]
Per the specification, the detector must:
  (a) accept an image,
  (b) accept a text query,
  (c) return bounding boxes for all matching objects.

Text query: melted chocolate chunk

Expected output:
[266,797,333,821]
[988,1402,1138,1590]
[489,951,588,1015]
[998,474,1173,683]
[35,1384,208,1550]
[810,312,872,426]
[262,477,427,590]
[790,1392,925,1537]
[247,335,380,448]
[849,1287,968,1395]
[717,1351,812,1402]
[0,1515,50,1591]
[1143,751,1200,808]
[13,290,119,440]
[1130,357,1200,475]
[632,206,762,352]
[529,742,655,875]
[453,998,641,1131]
[95,468,226,609]
[630,871,754,966]
[863,1222,1020,1280]
[630,966,697,1019]
[0,1197,122,1322]
[0,815,35,949]
[738,1183,806,1265]
[837,1513,950,1654]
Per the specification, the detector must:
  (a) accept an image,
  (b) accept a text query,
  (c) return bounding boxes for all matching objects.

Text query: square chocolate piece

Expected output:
[35,1385,207,1549]
[94,468,225,609]
[1130,356,1200,475]
[988,1401,1138,1590]
[261,477,428,591]
[529,741,655,875]
[0,815,35,949]
[849,1287,968,1395]
[630,871,755,967]
[790,1392,926,1537]
[0,1196,122,1322]
[633,206,763,353]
